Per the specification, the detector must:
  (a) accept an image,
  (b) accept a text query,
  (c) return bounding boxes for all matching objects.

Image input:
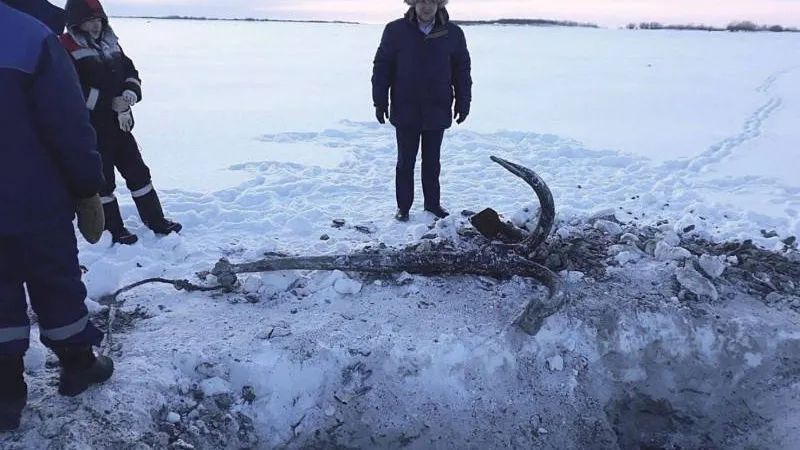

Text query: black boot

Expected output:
[394,209,409,222]
[424,205,450,219]
[0,355,27,431]
[133,189,182,235]
[102,198,138,245]
[52,347,114,397]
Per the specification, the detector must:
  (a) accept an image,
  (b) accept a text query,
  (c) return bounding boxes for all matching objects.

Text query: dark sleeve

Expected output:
[371,24,395,108]
[119,45,142,101]
[30,35,104,199]
[451,26,472,110]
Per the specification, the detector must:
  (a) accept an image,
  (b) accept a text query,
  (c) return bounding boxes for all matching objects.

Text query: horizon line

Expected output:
[111,14,800,29]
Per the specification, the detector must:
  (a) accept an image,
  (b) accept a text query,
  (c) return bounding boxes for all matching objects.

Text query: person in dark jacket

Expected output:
[60,0,182,245]
[1,0,64,33]
[372,0,472,222]
[0,1,114,432]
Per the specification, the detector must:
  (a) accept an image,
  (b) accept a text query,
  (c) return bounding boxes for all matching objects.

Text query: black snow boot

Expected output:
[0,355,27,431]
[424,205,450,219]
[52,347,114,397]
[394,209,409,222]
[133,189,182,235]
[103,198,138,245]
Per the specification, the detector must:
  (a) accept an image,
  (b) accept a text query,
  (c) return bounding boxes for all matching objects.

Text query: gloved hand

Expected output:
[117,108,134,132]
[375,105,389,124]
[76,194,105,244]
[454,103,469,124]
[121,89,138,106]
[111,96,129,112]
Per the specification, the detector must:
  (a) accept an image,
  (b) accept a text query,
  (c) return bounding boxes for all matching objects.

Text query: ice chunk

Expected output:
[410,224,429,240]
[765,292,785,304]
[556,226,583,239]
[676,266,718,301]
[564,271,585,282]
[397,272,414,284]
[334,277,362,295]
[84,298,107,315]
[619,233,641,246]
[744,353,763,368]
[23,343,47,374]
[698,254,726,279]
[171,439,195,450]
[195,362,230,380]
[607,244,627,256]
[594,219,623,236]
[307,270,347,292]
[615,251,642,266]
[242,276,263,294]
[261,272,299,297]
[546,355,564,371]
[589,208,616,221]
[199,377,232,397]
[661,232,681,247]
[655,241,692,261]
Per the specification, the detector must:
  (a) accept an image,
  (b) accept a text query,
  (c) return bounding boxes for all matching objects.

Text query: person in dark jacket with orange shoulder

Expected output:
[60,0,182,245]
[372,0,472,222]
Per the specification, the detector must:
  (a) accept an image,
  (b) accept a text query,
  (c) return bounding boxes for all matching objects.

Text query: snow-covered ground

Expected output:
[3,20,800,449]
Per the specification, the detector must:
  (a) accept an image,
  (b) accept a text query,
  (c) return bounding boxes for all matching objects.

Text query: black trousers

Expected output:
[93,116,152,198]
[395,128,444,212]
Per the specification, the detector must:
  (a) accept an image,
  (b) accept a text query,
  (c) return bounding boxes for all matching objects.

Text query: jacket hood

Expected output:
[404,6,450,26]
[65,0,107,29]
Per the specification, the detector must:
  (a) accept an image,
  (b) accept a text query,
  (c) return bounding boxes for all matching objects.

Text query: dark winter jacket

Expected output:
[0,0,65,34]
[0,2,103,235]
[60,0,142,125]
[372,7,472,131]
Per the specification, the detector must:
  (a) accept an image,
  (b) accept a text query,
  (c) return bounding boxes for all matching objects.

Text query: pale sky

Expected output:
[56,0,800,27]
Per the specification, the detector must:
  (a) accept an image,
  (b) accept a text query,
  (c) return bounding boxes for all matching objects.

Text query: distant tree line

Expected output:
[116,15,796,32]
[626,20,799,32]
[128,15,600,28]
[454,18,599,28]
[123,15,359,25]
